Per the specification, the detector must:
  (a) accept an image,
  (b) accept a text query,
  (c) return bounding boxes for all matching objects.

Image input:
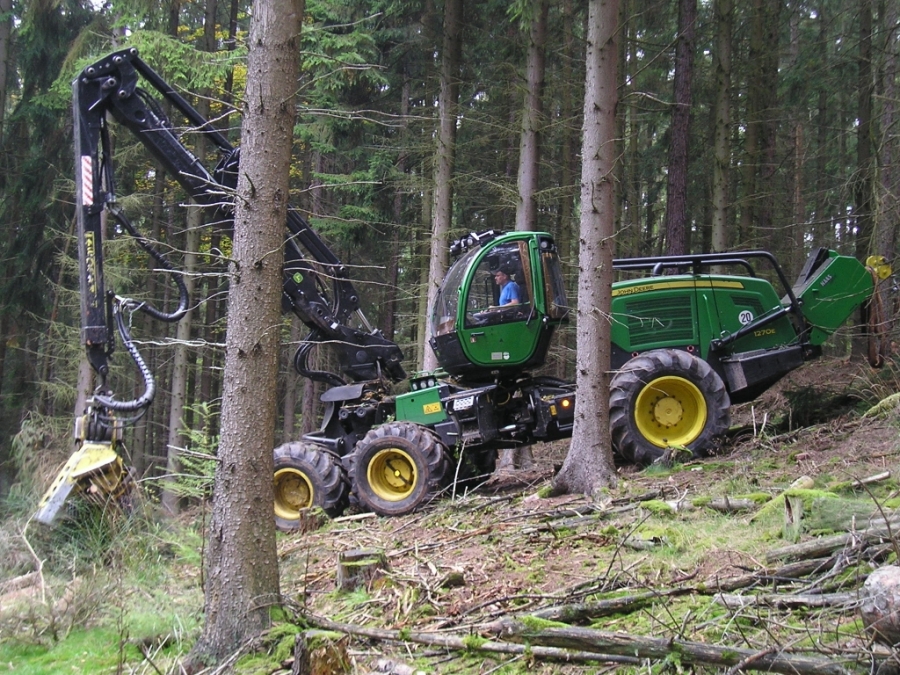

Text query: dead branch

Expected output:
[485,617,852,675]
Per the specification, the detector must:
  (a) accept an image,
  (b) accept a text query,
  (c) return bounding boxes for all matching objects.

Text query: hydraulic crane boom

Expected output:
[36,47,405,524]
[73,47,405,393]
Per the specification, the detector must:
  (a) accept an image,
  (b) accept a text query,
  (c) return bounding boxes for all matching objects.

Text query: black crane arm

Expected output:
[73,47,405,411]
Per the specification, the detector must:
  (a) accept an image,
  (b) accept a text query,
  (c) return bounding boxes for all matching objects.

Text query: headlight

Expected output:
[453,396,475,411]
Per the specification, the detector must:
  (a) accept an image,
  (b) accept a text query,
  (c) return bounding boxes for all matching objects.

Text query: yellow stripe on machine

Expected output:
[613,279,745,297]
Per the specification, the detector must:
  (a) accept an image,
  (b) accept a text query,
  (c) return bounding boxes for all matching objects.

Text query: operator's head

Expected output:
[493,265,512,285]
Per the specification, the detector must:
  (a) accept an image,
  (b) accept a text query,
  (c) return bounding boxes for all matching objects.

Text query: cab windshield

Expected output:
[431,247,479,337]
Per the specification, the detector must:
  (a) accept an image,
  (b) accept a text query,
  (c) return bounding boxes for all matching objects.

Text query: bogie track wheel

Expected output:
[345,422,450,516]
[273,443,348,530]
[610,349,730,465]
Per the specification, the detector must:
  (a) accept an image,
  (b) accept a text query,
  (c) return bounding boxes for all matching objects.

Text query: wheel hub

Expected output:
[368,447,417,502]
[652,396,684,427]
[635,375,707,448]
[273,468,313,519]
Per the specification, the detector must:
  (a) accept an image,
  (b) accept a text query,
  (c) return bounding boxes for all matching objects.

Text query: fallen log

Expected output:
[699,556,839,593]
[715,591,856,610]
[299,613,641,666]
[528,588,694,623]
[485,617,852,675]
[766,519,900,563]
[701,497,760,513]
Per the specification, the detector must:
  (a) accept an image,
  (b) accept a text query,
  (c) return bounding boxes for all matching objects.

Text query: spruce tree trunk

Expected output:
[423,0,462,372]
[188,0,303,665]
[664,0,696,257]
[162,210,199,516]
[555,0,578,379]
[855,0,874,258]
[515,0,548,233]
[0,0,11,138]
[710,0,732,255]
[853,0,874,358]
[552,0,619,497]
[872,0,898,363]
[735,0,781,247]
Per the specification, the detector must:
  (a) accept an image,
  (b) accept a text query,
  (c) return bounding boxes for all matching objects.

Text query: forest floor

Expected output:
[2,356,900,674]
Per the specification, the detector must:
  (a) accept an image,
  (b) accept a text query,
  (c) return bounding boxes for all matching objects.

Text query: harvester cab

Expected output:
[430,231,570,381]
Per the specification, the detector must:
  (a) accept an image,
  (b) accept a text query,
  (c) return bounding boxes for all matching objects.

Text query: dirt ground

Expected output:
[275,357,900,673]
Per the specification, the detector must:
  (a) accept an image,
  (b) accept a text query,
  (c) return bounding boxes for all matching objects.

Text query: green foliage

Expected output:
[44,31,238,111]
[166,402,220,501]
[0,626,142,674]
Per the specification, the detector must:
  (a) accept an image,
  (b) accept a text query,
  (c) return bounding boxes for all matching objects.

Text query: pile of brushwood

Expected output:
[265,451,900,675]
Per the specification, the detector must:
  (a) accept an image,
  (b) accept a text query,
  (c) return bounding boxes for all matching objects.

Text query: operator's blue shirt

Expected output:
[499,281,520,305]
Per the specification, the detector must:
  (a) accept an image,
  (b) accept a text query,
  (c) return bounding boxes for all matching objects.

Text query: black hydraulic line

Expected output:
[91,300,157,413]
[108,204,189,323]
[293,331,346,387]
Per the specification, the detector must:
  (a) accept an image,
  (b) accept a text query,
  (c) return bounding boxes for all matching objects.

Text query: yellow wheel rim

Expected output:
[273,468,314,520]
[635,376,707,448]
[367,447,417,502]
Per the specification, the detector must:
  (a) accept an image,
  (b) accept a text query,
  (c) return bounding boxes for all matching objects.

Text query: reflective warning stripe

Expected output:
[81,156,93,206]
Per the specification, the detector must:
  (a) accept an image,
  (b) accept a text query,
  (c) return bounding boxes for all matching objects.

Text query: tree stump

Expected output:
[861,565,900,646]
[295,507,329,534]
[291,630,349,675]
[336,548,389,591]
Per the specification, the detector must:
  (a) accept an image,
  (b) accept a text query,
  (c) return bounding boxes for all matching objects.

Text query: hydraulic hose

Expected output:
[91,299,157,413]
[84,204,187,414]
[293,330,346,387]
[108,203,189,323]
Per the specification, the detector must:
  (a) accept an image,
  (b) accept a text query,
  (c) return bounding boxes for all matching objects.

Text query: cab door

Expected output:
[456,239,542,369]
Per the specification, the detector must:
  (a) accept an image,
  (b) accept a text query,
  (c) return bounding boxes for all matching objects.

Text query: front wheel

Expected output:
[273,443,348,530]
[345,422,450,516]
[609,349,730,465]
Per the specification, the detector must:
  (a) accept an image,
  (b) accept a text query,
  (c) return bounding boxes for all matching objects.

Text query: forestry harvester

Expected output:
[35,48,892,527]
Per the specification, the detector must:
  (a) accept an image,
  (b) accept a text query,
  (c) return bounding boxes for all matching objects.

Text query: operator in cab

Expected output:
[494,265,520,306]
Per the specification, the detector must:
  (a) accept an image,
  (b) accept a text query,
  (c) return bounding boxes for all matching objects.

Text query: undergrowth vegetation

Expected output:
[0,358,898,673]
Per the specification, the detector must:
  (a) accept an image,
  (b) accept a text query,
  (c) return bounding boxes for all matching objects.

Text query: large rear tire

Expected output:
[609,349,730,465]
[273,443,348,530]
[345,422,450,516]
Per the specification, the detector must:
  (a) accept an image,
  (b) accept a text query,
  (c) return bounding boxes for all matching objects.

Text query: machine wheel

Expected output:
[273,443,348,530]
[345,422,450,517]
[609,349,730,465]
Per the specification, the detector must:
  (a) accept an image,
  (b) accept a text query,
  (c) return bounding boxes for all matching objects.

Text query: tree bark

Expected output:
[663,0,696,256]
[489,618,850,675]
[0,0,11,139]
[552,0,619,497]
[422,0,462,372]
[187,0,304,665]
[710,0,732,254]
[739,0,780,247]
[872,0,898,363]
[515,0,548,233]
[855,0,874,259]
[161,212,199,516]
[853,0,875,358]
